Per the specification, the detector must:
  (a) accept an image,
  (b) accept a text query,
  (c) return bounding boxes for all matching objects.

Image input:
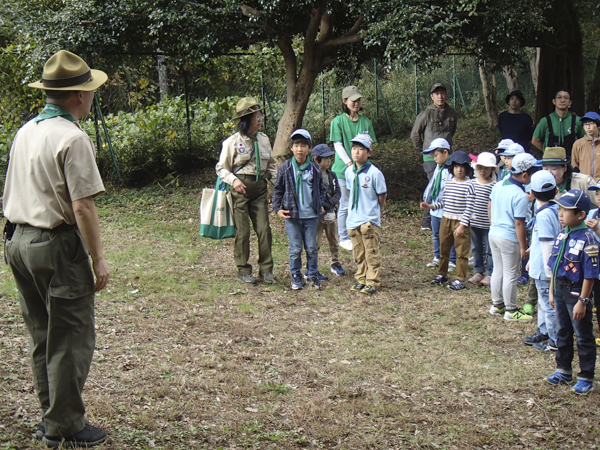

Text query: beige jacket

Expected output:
[571,135,600,181]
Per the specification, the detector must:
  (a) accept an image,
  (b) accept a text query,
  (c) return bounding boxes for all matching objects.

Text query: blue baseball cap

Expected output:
[581,111,600,125]
[422,137,450,155]
[530,169,556,193]
[291,128,312,142]
[551,190,591,214]
[351,133,373,150]
[588,181,600,191]
[495,139,514,150]
[311,143,334,158]
[498,143,524,157]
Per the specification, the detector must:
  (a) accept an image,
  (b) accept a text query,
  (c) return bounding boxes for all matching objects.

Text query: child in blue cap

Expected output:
[585,181,600,346]
[545,189,598,395]
[311,143,346,278]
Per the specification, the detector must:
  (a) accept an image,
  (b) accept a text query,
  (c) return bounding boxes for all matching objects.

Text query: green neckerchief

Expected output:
[292,157,311,204]
[552,221,588,294]
[34,104,76,123]
[430,164,444,201]
[351,160,372,210]
[247,132,261,181]
[557,178,568,193]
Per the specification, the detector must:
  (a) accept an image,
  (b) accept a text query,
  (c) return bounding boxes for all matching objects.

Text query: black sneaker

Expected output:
[43,424,107,448]
[310,276,321,290]
[350,282,366,292]
[34,421,44,440]
[522,331,548,346]
[360,284,377,295]
[431,275,448,285]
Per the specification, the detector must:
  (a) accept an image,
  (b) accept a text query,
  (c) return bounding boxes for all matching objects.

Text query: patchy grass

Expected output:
[1,130,599,449]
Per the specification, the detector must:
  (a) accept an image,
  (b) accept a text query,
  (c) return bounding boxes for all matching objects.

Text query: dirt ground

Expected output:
[1,160,600,449]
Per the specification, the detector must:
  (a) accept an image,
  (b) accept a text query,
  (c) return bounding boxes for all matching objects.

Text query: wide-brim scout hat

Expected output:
[540,147,570,165]
[505,90,525,107]
[233,97,263,120]
[445,150,470,167]
[28,50,107,91]
[550,189,591,214]
[342,85,362,101]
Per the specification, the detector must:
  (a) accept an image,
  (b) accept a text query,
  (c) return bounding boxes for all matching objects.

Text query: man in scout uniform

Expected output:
[3,50,109,446]
[216,97,277,284]
[544,190,598,395]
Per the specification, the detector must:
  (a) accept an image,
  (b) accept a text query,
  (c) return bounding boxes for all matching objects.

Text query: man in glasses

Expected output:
[571,112,600,181]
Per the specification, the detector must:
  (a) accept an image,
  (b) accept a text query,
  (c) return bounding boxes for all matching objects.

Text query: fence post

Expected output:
[183,68,192,152]
[453,55,457,107]
[93,94,121,182]
[321,71,326,141]
[93,98,101,155]
[414,64,418,117]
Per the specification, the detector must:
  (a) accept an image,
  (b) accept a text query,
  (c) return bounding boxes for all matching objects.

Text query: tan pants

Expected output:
[348,222,381,287]
[317,220,340,264]
[439,217,471,281]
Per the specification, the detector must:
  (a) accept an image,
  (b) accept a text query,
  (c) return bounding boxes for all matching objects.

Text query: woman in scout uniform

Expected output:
[216,98,277,284]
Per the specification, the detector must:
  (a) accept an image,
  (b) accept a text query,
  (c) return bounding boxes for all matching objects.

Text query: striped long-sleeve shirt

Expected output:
[460,179,497,229]
[431,178,470,220]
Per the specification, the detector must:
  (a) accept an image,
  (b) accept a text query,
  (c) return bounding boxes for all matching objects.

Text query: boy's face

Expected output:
[431,149,450,165]
[595,190,600,204]
[503,155,514,169]
[291,142,311,164]
[351,144,373,165]
[583,121,599,137]
[315,155,332,171]
[558,206,586,228]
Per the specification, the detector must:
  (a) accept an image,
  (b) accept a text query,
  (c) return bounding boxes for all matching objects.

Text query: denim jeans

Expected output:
[337,179,350,242]
[470,226,492,275]
[554,280,596,381]
[285,218,319,277]
[421,160,436,228]
[534,278,556,343]
[431,215,456,262]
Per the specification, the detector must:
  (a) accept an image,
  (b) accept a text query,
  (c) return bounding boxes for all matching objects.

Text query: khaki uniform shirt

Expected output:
[3,117,105,229]
[554,172,598,208]
[571,135,600,181]
[216,131,277,185]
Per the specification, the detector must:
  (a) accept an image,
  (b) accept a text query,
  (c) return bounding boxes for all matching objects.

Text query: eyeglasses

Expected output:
[583,122,597,126]
[555,96,570,100]
[254,114,264,121]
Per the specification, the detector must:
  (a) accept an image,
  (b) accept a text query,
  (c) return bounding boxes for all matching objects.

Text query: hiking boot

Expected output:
[504,309,533,321]
[350,281,366,292]
[238,273,257,284]
[310,276,321,290]
[426,257,439,268]
[468,273,485,284]
[431,275,448,285]
[522,331,548,346]
[340,240,353,251]
[517,275,529,285]
[258,272,276,284]
[330,262,347,276]
[448,262,456,272]
[305,271,328,281]
[448,280,466,291]
[571,380,594,396]
[43,424,107,448]
[522,303,535,315]
[488,304,506,315]
[360,284,376,295]
[480,275,491,287]
[533,339,557,351]
[291,274,304,290]
[544,372,573,386]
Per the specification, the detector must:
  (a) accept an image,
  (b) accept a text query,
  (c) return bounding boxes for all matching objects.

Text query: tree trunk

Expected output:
[586,46,600,113]
[527,47,540,96]
[534,0,584,123]
[502,66,519,92]
[479,63,498,128]
[157,52,168,101]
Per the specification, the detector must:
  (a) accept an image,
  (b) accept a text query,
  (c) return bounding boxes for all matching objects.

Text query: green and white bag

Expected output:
[199,176,236,239]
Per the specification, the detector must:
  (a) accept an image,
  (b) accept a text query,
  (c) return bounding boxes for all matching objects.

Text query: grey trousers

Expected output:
[7,224,95,437]
[422,160,436,228]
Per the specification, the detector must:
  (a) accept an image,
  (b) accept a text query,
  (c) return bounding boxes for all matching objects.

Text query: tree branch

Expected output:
[305,3,326,52]
[321,33,362,49]
[317,12,331,44]
[277,35,297,99]
[239,4,259,17]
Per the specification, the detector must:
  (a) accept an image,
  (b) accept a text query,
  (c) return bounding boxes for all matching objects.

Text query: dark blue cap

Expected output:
[312,144,334,158]
[550,190,591,214]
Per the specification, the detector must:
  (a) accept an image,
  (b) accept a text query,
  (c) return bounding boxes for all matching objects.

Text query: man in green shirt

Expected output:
[532,88,584,158]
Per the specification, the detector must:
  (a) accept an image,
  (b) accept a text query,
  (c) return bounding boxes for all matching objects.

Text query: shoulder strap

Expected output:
[545,115,555,147]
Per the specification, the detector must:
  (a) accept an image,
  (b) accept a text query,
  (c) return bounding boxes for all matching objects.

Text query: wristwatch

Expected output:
[579,297,591,305]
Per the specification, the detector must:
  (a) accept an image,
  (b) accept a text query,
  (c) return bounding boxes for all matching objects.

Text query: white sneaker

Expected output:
[340,240,353,251]
[426,257,439,268]
[448,262,456,272]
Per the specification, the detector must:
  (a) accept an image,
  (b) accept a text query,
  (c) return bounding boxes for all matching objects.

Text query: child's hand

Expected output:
[525,261,530,272]
[520,247,528,260]
[585,218,599,230]
[454,224,465,238]
[277,209,290,220]
[573,299,586,321]
[321,206,326,215]
[419,202,430,210]
[526,191,535,202]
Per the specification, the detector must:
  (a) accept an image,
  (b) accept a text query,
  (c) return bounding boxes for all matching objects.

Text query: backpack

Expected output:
[545,114,576,158]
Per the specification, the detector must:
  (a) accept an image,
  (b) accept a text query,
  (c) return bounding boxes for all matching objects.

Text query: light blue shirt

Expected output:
[489,177,530,243]
[345,164,387,229]
[423,165,450,219]
[297,164,316,219]
[529,203,560,280]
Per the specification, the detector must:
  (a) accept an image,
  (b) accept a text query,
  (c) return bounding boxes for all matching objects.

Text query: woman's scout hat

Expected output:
[540,147,570,165]
[28,50,107,91]
[233,97,263,120]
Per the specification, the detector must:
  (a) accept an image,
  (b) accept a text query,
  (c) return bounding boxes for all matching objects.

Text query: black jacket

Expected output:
[322,168,341,213]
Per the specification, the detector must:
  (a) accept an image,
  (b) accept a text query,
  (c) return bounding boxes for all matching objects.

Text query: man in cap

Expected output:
[497,90,534,156]
[411,82,458,230]
[3,50,109,446]
[571,112,600,181]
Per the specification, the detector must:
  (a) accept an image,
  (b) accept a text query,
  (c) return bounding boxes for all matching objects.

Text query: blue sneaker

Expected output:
[291,274,304,290]
[517,275,529,285]
[310,276,321,290]
[330,262,347,276]
[571,380,593,396]
[544,372,573,385]
[522,331,548,346]
[305,270,328,281]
